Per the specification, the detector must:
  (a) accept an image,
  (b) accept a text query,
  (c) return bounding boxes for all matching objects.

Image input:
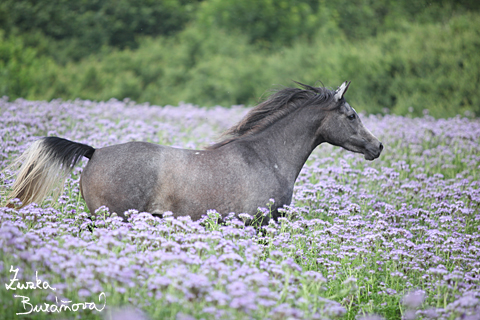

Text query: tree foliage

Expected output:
[196,0,326,46]
[0,0,479,117]
[0,0,199,62]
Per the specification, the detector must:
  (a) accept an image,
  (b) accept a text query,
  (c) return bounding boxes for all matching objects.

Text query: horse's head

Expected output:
[319,81,383,161]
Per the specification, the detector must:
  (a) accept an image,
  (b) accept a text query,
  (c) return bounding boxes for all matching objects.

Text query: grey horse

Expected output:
[6,81,383,221]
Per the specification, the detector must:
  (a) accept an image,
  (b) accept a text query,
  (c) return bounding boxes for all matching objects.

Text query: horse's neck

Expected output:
[248,111,323,184]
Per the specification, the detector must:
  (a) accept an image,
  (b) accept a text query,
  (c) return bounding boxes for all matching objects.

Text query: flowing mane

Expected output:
[206,82,335,150]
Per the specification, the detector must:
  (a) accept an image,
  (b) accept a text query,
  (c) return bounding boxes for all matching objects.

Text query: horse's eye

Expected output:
[347,114,356,120]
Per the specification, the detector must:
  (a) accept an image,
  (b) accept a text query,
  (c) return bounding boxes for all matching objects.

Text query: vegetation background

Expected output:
[0,0,479,118]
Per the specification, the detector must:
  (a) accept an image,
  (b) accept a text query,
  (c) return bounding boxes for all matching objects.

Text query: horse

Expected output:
[6,81,383,221]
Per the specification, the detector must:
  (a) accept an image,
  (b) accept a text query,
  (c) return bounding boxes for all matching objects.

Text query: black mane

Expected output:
[207,82,335,150]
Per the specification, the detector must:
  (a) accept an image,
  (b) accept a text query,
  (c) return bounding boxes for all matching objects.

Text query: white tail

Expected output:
[5,137,95,208]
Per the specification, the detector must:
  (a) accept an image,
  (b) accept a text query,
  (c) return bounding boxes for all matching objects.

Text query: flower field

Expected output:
[0,98,479,320]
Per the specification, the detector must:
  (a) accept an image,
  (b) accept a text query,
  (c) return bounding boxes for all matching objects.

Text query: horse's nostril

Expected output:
[379,143,384,151]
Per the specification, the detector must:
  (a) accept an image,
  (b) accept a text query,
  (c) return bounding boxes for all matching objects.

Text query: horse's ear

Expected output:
[334,81,351,102]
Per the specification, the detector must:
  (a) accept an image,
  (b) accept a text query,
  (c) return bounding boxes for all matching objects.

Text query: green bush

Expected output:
[350,14,480,117]
[0,31,59,99]
[0,0,199,62]
[1,13,479,118]
[195,0,327,47]
[194,0,480,44]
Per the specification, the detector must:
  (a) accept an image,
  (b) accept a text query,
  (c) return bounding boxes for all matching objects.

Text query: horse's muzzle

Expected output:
[364,142,383,161]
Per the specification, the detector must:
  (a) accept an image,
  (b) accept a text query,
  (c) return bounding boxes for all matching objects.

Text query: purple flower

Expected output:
[402,290,426,309]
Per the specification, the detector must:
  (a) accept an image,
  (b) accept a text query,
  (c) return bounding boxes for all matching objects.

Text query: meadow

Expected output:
[0,97,479,319]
